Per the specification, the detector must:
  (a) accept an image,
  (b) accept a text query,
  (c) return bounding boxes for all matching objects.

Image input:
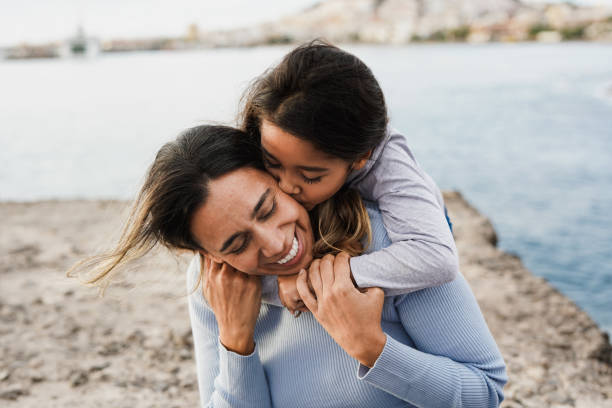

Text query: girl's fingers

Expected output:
[296,269,318,313]
[282,297,299,311]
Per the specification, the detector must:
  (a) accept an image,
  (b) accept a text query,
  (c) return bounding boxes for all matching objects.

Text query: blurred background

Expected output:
[1,0,611,339]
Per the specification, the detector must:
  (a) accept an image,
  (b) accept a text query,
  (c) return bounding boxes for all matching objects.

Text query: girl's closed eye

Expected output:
[263,154,321,184]
[302,174,322,184]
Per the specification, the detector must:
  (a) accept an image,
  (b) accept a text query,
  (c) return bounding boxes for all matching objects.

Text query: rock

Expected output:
[2,198,611,407]
[89,362,111,372]
[97,341,126,356]
[589,333,612,365]
[30,375,45,383]
[69,370,89,387]
[179,349,192,361]
[0,385,29,400]
[442,191,612,406]
[153,381,170,393]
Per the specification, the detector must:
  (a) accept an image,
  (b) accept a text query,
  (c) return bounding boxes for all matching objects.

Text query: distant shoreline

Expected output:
[3,37,612,61]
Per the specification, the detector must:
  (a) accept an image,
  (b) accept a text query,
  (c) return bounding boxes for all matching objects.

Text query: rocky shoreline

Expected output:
[1,193,611,407]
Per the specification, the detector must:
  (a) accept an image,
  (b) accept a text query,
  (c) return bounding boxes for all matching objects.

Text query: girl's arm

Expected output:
[187,255,272,408]
[350,130,458,294]
[298,253,507,408]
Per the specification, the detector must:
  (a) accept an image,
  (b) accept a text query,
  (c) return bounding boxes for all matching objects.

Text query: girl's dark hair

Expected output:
[68,125,263,288]
[242,39,388,162]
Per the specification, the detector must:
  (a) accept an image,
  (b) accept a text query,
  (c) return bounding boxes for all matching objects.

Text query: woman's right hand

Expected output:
[296,253,386,367]
[201,255,262,355]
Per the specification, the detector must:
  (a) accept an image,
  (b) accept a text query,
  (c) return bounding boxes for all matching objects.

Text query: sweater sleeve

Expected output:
[187,256,273,408]
[349,131,459,295]
[356,275,507,407]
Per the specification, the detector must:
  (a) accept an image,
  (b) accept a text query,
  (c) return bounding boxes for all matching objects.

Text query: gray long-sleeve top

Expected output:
[346,126,459,294]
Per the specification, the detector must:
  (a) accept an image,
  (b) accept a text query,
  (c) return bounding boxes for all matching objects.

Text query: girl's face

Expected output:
[190,167,314,276]
[260,119,367,211]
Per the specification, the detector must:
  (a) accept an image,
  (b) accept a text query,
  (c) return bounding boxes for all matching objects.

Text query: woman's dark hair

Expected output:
[242,39,388,162]
[69,124,371,290]
[68,125,263,288]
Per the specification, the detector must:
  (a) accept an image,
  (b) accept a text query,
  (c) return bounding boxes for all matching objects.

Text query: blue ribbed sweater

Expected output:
[187,204,507,407]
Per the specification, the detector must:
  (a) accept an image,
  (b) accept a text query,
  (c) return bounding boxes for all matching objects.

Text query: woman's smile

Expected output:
[268,228,305,268]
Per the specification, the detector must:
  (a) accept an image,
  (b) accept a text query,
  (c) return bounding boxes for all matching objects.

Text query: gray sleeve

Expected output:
[357,276,507,406]
[350,133,459,294]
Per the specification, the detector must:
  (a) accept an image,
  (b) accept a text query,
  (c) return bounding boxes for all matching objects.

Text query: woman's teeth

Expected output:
[276,236,298,265]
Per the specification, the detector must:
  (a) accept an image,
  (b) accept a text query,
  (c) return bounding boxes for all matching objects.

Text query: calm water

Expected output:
[1,44,611,334]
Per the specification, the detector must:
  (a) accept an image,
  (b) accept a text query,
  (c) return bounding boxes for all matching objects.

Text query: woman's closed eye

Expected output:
[258,196,277,221]
[231,235,251,255]
[263,157,280,169]
[231,196,277,254]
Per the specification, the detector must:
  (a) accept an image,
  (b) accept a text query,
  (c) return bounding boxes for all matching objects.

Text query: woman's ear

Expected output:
[351,150,373,171]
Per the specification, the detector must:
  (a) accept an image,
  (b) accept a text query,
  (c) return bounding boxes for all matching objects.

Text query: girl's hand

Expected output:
[296,252,386,367]
[277,274,307,315]
[201,256,262,355]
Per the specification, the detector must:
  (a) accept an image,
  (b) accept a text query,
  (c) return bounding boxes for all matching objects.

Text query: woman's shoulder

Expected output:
[363,200,392,254]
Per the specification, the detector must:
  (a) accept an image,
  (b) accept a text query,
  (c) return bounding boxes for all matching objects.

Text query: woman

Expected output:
[73,125,506,407]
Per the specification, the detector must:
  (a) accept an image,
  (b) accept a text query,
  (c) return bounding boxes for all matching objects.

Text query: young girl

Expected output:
[242,40,458,312]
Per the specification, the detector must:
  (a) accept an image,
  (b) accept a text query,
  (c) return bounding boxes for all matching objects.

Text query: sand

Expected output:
[1,193,611,407]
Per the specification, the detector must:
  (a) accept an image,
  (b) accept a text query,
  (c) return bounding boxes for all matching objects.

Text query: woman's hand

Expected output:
[277,273,307,315]
[201,256,262,355]
[296,252,386,367]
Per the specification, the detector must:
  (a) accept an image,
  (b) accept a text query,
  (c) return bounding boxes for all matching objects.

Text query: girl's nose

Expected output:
[278,175,301,196]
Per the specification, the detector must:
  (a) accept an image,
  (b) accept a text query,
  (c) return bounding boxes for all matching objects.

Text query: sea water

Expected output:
[1,43,610,334]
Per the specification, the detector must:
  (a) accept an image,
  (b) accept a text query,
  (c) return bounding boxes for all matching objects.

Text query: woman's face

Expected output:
[190,167,314,276]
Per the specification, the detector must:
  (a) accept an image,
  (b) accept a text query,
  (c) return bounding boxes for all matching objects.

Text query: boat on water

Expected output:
[59,26,100,58]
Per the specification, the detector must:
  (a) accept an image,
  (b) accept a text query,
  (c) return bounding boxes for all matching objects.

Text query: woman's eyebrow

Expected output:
[252,188,271,219]
[219,188,271,253]
[220,232,242,253]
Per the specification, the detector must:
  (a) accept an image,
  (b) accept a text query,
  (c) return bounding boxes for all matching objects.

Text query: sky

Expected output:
[0,0,320,46]
[0,0,610,47]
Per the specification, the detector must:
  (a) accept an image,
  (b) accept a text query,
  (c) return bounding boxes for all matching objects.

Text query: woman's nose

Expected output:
[278,175,301,196]
[256,226,286,259]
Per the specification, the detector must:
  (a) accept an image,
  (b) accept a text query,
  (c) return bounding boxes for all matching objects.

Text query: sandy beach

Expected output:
[1,192,611,407]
